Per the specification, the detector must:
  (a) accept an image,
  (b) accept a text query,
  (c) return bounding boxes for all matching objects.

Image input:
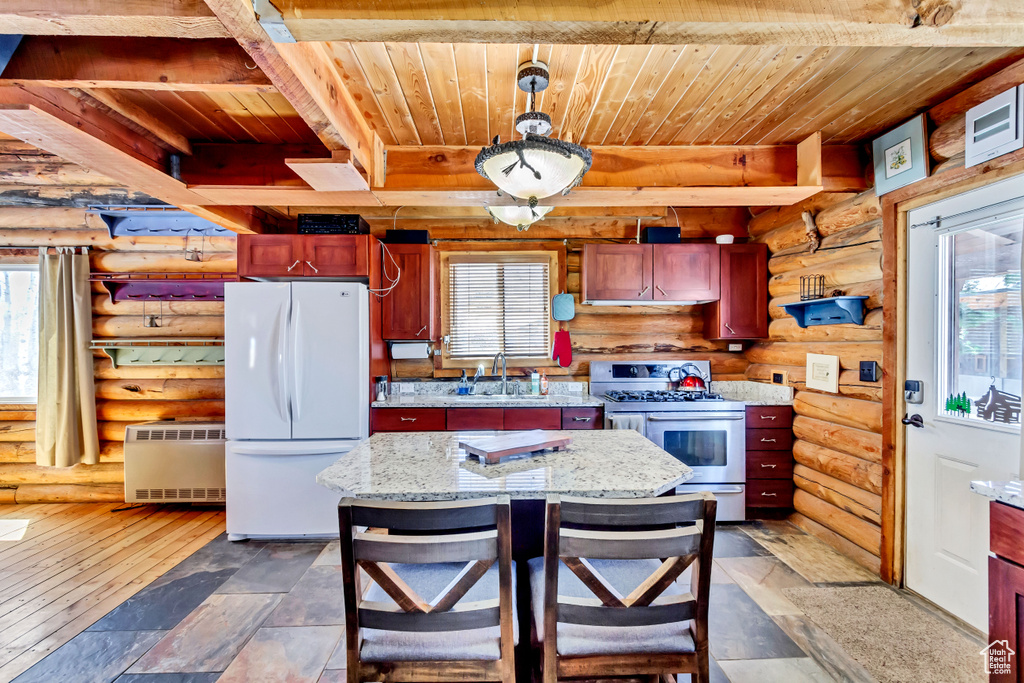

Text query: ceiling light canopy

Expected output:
[476,60,592,209]
[486,205,554,232]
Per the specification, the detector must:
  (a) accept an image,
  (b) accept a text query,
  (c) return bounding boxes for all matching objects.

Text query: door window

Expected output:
[662,430,729,467]
[938,217,1022,427]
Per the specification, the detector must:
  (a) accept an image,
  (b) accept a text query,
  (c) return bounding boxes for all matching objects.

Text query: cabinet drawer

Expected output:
[746,428,792,450]
[562,407,603,429]
[447,408,503,431]
[991,501,1024,567]
[746,479,794,508]
[746,405,793,428]
[746,450,794,480]
[504,408,561,431]
[372,408,445,432]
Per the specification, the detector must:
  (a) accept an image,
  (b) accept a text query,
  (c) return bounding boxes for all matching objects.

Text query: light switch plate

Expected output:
[728,343,743,352]
[806,353,839,393]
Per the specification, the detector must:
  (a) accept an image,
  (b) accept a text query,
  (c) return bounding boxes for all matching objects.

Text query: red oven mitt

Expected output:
[551,329,572,368]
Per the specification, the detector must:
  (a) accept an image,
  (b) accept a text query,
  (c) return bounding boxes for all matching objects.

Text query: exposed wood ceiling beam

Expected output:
[0,0,231,38]
[265,0,1024,47]
[0,37,274,92]
[0,88,266,232]
[177,139,863,207]
[78,89,192,154]
[202,0,384,186]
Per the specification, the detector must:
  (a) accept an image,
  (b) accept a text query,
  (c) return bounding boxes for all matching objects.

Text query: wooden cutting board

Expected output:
[459,430,572,464]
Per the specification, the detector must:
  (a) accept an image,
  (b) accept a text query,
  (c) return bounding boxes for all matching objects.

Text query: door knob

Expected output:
[902,413,924,428]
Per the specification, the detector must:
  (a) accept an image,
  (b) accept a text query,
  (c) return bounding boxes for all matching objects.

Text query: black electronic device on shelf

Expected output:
[297,214,369,235]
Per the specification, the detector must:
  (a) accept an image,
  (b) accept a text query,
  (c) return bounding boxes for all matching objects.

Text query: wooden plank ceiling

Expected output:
[85,43,1023,149]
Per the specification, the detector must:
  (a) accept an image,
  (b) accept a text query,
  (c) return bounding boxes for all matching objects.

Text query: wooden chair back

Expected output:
[540,492,717,680]
[338,496,515,682]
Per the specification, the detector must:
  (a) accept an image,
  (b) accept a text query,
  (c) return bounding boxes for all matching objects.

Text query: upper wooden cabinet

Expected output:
[706,243,769,340]
[382,244,436,340]
[238,235,372,279]
[653,244,720,300]
[581,244,653,302]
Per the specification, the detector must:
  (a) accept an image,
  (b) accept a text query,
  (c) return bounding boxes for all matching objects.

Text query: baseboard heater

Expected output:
[124,422,227,503]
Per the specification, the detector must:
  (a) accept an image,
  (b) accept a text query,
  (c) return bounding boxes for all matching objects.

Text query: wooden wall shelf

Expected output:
[91,339,225,368]
[91,273,236,304]
[781,295,869,328]
[88,205,235,239]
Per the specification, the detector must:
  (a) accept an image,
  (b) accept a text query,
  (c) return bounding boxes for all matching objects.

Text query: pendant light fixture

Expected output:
[476,59,591,227]
[486,204,554,232]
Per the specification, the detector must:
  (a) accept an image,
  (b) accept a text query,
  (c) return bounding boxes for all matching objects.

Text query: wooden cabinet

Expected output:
[372,406,605,432]
[989,501,1024,682]
[304,235,368,277]
[447,408,503,431]
[653,244,720,300]
[238,234,305,278]
[504,408,561,430]
[382,244,436,340]
[237,235,373,279]
[371,408,445,432]
[562,407,603,429]
[706,243,769,339]
[581,244,653,302]
[745,405,794,517]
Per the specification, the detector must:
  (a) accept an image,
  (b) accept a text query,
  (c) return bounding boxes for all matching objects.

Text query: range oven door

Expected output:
[645,411,746,485]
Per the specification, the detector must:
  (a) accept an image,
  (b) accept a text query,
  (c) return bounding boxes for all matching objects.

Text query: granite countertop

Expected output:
[971,480,1024,509]
[371,393,604,408]
[713,381,794,406]
[316,430,693,501]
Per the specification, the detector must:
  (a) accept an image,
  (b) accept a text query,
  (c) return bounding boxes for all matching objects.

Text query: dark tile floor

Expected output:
[13,522,894,682]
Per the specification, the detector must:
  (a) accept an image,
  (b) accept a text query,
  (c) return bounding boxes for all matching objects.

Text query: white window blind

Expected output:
[448,260,551,359]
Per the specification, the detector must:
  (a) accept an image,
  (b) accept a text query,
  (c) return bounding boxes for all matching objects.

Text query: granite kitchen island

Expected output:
[316,429,693,500]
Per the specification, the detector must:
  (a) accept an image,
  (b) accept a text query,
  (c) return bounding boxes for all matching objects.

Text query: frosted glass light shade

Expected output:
[486,205,554,231]
[475,135,591,202]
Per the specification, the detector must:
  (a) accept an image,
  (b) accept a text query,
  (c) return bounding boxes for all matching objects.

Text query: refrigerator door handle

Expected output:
[275,298,289,423]
[292,298,303,422]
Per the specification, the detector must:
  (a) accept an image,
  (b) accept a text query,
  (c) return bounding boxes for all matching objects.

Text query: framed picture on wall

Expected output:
[872,114,930,196]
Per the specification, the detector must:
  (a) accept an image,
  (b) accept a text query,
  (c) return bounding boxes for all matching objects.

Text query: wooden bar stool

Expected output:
[529,492,717,682]
[338,496,517,683]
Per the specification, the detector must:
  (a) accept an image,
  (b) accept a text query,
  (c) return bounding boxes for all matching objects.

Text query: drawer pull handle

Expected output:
[638,286,650,297]
[286,260,301,271]
[760,492,778,497]
[760,464,777,469]
[761,438,777,443]
[305,260,319,274]
[416,325,427,336]
[400,417,417,422]
[573,417,592,422]
[760,415,777,420]
[656,285,668,296]
[725,323,735,334]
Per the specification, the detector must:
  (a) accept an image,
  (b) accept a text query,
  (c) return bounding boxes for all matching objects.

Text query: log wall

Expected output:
[390,235,752,382]
[0,199,231,503]
[746,188,885,574]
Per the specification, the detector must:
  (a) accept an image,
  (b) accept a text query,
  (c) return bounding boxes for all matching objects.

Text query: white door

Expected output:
[290,282,369,440]
[906,176,1024,630]
[225,282,292,441]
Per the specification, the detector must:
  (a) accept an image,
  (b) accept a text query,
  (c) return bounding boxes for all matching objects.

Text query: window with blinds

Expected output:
[447,258,552,359]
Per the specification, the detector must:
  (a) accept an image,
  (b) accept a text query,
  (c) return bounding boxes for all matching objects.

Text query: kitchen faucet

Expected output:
[492,352,507,396]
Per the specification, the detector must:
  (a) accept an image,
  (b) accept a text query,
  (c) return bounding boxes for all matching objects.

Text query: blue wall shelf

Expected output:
[781,295,869,328]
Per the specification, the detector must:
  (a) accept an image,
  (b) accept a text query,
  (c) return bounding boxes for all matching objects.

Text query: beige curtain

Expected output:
[35,247,98,467]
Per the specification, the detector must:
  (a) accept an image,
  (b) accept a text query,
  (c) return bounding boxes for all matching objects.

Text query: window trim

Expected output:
[0,262,40,404]
[439,248,564,370]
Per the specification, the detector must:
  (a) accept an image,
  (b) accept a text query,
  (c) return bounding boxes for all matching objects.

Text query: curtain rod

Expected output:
[0,246,89,252]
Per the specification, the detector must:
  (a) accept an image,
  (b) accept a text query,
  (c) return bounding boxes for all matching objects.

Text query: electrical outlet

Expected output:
[728,343,743,352]
[772,371,789,385]
[859,360,879,382]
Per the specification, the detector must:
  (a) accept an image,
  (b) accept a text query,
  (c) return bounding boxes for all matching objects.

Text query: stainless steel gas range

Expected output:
[590,360,747,520]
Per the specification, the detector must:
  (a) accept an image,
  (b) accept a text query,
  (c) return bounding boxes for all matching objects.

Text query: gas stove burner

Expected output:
[603,390,723,403]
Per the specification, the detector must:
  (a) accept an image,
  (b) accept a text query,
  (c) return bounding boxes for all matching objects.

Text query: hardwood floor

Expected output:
[0,503,225,682]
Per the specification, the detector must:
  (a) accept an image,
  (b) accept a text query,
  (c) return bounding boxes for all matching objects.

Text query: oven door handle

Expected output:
[701,486,745,494]
[646,415,744,421]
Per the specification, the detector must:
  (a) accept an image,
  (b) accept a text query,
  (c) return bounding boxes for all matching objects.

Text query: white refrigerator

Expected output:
[224,281,369,540]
